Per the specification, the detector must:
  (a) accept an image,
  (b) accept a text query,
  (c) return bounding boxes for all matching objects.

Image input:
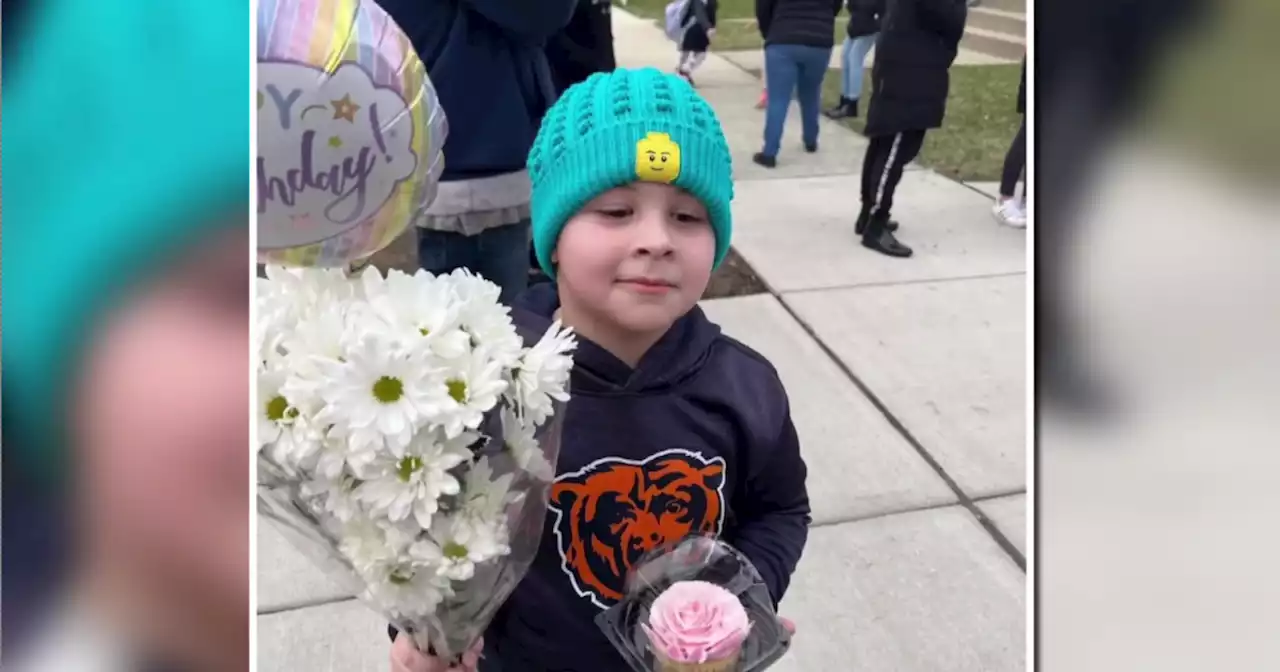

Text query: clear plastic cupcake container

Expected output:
[595,536,793,672]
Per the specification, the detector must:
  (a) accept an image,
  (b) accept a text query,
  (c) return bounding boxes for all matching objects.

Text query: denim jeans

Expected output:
[416,220,530,305]
[840,34,877,100]
[762,43,832,157]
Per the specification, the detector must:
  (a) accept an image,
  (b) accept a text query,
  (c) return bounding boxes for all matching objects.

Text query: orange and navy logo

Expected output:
[549,449,727,609]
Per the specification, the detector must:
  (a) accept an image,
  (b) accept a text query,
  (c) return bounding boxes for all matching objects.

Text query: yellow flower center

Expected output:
[265,395,289,421]
[372,376,404,403]
[397,456,423,482]
[443,542,469,560]
[388,568,414,585]
[419,326,430,336]
[446,379,467,403]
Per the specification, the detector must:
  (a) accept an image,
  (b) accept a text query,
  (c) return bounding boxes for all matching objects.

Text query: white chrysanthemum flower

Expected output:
[457,456,515,521]
[356,429,476,529]
[337,515,414,577]
[280,304,356,369]
[266,265,361,307]
[363,564,453,621]
[363,268,472,361]
[445,269,524,368]
[307,427,380,481]
[500,407,555,482]
[302,472,365,522]
[422,513,511,582]
[317,337,448,457]
[406,537,472,582]
[433,353,509,439]
[258,368,297,449]
[512,321,577,426]
[259,369,324,470]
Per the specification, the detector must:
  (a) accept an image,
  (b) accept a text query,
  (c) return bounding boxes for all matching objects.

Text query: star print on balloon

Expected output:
[330,94,360,122]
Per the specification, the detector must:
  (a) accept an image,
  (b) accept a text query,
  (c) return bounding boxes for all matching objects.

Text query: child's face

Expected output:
[73,230,249,623]
[555,182,716,335]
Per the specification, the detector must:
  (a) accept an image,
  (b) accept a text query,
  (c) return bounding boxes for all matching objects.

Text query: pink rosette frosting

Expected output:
[642,580,752,664]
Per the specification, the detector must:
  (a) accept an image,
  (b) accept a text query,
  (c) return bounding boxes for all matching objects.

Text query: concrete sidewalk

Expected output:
[258,9,1027,671]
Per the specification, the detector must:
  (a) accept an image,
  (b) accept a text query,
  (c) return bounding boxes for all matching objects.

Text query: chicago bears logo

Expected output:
[549,449,727,609]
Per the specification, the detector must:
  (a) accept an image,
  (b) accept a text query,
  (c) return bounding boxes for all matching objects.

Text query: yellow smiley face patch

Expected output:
[635,132,681,184]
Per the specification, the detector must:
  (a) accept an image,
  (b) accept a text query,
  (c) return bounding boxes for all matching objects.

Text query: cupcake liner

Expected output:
[653,648,742,672]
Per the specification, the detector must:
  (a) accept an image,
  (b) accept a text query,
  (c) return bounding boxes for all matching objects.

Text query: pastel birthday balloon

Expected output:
[256,0,446,267]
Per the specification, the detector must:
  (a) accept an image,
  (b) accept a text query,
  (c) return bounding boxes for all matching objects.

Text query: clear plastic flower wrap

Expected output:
[596,536,793,671]
[257,265,577,661]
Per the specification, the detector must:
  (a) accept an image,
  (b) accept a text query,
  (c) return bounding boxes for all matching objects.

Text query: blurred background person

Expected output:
[753,0,844,168]
[3,1,249,670]
[825,0,884,120]
[1036,0,1206,410]
[379,0,576,306]
[546,0,616,95]
[534,0,618,286]
[674,0,718,87]
[856,0,967,257]
[993,57,1027,228]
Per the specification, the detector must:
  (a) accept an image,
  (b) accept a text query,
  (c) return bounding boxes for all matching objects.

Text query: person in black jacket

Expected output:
[855,0,966,257]
[826,0,885,119]
[545,0,617,96]
[534,0,619,286]
[753,0,844,168]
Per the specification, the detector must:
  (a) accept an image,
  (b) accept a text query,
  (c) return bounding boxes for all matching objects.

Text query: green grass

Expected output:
[816,64,1022,181]
[618,1,848,51]
[619,0,758,20]
[710,20,768,50]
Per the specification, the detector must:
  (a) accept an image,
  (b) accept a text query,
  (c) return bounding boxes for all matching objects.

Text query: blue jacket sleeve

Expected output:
[726,394,811,606]
[463,0,578,42]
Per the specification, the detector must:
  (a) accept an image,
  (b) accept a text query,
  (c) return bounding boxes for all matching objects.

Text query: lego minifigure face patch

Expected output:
[635,132,681,184]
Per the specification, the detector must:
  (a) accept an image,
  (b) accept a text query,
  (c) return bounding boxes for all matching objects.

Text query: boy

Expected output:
[391,68,811,672]
[4,0,248,669]
[676,0,718,87]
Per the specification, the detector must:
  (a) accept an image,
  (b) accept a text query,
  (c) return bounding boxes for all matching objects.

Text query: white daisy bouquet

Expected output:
[256,265,577,661]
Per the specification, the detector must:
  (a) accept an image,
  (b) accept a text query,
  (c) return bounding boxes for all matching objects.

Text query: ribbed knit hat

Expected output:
[3,0,248,479]
[528,68,734,277]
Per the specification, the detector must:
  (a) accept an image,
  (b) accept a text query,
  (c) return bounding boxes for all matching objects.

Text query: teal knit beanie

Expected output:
[3,0,248,478]
[528,68,734,278]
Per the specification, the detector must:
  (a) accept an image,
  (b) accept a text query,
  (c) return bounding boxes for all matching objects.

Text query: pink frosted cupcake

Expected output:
[642,580,752,672]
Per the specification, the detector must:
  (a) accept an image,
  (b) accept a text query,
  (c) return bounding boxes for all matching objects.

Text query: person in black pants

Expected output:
[1037,0,1205,413]
[855,0,966,257]
[993,59,1027,228]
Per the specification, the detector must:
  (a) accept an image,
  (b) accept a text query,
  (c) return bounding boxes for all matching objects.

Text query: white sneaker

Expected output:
[992,199,1027,228]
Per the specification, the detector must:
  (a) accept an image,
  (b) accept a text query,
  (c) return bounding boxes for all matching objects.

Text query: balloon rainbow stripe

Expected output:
[257,0,443,267]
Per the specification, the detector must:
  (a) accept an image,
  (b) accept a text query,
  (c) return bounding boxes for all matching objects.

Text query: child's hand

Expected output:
[707,27,717,39]
[780,617,796,636]
[390,633,483,672]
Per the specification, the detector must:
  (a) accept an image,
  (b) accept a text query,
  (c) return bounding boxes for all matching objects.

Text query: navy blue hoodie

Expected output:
[481,284,812,670]
[376,0,576,181]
